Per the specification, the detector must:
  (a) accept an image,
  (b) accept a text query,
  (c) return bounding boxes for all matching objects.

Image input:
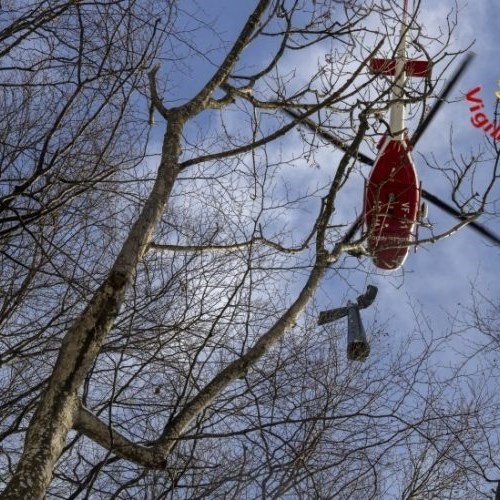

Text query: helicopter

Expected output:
[285,1,500,270]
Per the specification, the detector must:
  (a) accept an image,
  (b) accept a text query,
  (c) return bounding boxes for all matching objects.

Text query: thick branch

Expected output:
[148,64,170,120]
[182,0,271,115]
[74,405,164,469]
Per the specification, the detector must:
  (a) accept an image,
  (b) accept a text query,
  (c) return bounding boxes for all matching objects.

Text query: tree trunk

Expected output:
[1,117,183,500]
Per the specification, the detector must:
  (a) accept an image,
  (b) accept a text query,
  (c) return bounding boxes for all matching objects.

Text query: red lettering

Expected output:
[469,103,484,112]
[466,86,482,103]
[466,86,500,141]
[471,112,489,128]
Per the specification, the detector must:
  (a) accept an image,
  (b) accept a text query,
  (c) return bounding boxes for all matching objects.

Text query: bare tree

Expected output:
[0,0,498,498]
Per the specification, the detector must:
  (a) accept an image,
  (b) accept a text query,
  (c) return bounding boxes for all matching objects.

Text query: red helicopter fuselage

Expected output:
[364,135,420,270]
[362,5,430,270]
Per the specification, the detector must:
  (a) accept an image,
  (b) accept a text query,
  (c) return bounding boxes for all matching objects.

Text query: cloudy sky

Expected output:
[364,0,500,347]
[161,0,499,358]
[298,0,500,352]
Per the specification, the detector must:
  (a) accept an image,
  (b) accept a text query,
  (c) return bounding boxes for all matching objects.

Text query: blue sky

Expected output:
[154,0,499,355]
[300,0,500,352]
[366,0,500,347]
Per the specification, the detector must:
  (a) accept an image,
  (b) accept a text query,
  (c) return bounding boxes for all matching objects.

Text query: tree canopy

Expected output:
[0,1,499,498]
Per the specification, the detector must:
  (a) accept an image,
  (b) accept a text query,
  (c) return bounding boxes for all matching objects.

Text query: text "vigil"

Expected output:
[466,87,500,141]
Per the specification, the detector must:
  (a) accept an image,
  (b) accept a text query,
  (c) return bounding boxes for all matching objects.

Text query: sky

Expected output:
[157,0,499,361]
[284,0,500,359]
[363,0,500,356]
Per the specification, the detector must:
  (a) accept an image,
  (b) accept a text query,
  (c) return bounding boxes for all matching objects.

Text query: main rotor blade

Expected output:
[283,106,498,245]
[411,52,475,147]
[422,189,500,245]
[283,109,374,166]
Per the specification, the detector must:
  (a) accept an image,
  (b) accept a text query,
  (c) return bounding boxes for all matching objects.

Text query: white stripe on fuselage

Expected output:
[389,17,408,140]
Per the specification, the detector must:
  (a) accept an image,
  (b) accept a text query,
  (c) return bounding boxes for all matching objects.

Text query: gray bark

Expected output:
[1,1,272,496]
[1,117,183,499]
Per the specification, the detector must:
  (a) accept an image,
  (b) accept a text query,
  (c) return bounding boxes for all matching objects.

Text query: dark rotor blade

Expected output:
[283,105,498,245]
[411,52,475,147]
[422,189,500,245]
[283,108,374,166]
